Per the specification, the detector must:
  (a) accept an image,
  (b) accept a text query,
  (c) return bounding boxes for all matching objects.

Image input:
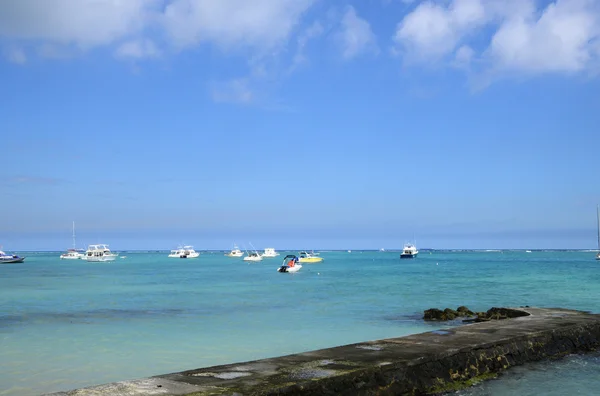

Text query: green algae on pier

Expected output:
[47,307,600,396]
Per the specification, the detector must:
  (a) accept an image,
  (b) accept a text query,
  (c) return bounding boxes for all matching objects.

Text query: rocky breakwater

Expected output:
[423,306,531,322]
[48,307,600,396]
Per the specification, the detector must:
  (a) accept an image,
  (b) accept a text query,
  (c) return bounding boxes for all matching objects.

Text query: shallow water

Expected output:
[1,250,598,395]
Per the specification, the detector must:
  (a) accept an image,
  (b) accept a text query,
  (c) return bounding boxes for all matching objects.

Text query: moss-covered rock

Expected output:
[457,306,475,316]
[424,308,445,320]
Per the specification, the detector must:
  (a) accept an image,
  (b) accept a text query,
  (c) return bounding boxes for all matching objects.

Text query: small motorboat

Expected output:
[225,245,244,257]
[277,255,302,273]
[243,252,263,262]
[297,251,323,263]
[0,250,25,264]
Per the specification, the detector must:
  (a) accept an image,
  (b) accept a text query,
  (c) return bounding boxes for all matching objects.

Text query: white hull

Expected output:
[83,254,117,262]
[225,252,244,257]
[244,256,263,262]
[278,264,302,273]
[60,254,84,260]
[169,252,200,258]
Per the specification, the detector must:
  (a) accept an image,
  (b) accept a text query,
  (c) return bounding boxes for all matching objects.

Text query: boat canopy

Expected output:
[282,255,297,263]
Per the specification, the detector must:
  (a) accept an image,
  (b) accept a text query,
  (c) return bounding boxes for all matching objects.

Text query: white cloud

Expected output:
[115,39,160,59]
[335,6,378,59]
[393,0,600,78]
[162,0,316,53]
[453,44,474,69]
[292,21,325,68]
[0,0,157,48]
[394,0,488,60]
[486,0,600,74]
[0,0,317,60]
[6,47,27,64]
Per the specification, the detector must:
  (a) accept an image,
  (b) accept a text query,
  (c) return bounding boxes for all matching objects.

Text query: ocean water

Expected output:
[1,250,599,395]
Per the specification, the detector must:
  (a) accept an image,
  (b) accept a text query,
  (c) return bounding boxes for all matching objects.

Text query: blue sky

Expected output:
[1,0,599,250]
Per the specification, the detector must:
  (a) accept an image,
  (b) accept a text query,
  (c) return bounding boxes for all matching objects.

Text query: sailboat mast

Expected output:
[597,205,599,251]
[72,221,76,249]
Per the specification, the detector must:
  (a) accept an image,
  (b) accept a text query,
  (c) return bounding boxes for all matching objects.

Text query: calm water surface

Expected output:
[1,250,599,395]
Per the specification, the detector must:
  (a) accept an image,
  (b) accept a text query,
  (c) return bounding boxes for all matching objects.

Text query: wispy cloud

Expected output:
[211,78,254,104]
[335,6,378,60]
[290,21,324,70]
[6,47,26,64]
[114,39,160,59]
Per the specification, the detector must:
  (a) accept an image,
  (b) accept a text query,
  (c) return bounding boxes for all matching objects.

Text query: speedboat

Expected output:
[168,246,200,258]
[60,221,84,259]
[298,251,323,263]
[277,255,302,273]
[60,249,85,260]
[243,252,263,262]
[262,248,280,258]
[225,245,244,257]
[83,244,118,262]
[400,243,419,258]
[0,250,25,264]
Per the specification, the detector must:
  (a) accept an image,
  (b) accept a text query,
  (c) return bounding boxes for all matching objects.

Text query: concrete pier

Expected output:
[48,307,600,395]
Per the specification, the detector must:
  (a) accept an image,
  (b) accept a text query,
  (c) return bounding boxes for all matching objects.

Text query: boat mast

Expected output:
[72,221,76,249]
[597,205,599,252]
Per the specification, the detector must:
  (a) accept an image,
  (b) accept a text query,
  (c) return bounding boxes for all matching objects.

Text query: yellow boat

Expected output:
[297,251,323,263]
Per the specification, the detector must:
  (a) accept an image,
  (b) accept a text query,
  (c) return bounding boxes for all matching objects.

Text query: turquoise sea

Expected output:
[1,250,599,395]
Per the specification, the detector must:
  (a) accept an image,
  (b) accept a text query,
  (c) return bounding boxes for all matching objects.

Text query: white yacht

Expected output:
[0,250,25,264]
[168,246,200,258]
[83,244,118,262]
[400,243,419,259]
[225,245,244,257]
[261,248,280,258]
[243,252,263,262]
[60,221,85,260]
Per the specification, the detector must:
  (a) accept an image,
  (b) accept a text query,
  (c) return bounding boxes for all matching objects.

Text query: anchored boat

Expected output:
[168,246,200,258]
[277,255,302,273]
[0,250,25,264]
[400,243,419,259]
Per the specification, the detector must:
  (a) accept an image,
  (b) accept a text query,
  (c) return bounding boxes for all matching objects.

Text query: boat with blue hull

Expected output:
[400,243,418,259]
[0,250,25,263]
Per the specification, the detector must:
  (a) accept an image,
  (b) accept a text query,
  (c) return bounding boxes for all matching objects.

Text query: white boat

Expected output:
[400,243,418,258]
[596,205,600,260]
[261,248,280,258]
[225,244,244,257]
[168,246,200,258]
[60,221,85,260]
[83,244,118,262]
[60,249,85,260]
[243,252,263,262]
[0,250,25,264]
[297,251,323,263]
[277,255,302,273]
